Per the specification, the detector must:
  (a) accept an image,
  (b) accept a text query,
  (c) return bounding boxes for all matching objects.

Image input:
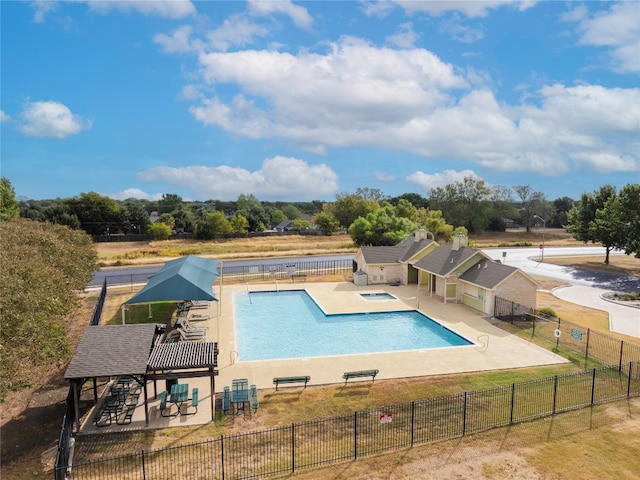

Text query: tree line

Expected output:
[1,177,638,258]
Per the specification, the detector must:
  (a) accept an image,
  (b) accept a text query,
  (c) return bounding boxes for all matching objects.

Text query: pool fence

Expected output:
[58,360,639,479]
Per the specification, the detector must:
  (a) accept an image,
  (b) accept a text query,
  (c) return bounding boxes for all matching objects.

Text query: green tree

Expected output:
[194,211,232,239]
[0,219,97,398]
[595,184,640,259]
[513,185,545,232]
[566,185,617,264]
[291,218,310,231]
[332,192,379,229]
[348,202,418,246]
[314,211,340,235]
[237,194,270,232]
[0,177,20,221]
[119,199,150,234]
[66,192,120,235]
[148,222,172,240]
[281,204,303,220]
[171,207,195,233]
[157,193,183,214]
[229,213,249,235]
[430,177,491,234]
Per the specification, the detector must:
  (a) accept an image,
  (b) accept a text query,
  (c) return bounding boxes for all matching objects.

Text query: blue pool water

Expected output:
[234,290,473,361]
[360,292,397,301]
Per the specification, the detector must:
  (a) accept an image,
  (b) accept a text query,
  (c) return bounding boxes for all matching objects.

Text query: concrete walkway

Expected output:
[552,285,640,338]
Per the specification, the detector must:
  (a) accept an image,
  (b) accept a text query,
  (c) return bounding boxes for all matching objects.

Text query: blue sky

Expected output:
[1,1,639,203]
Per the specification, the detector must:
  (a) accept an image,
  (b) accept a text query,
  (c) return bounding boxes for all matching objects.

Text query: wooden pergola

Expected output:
[64,324,218,430]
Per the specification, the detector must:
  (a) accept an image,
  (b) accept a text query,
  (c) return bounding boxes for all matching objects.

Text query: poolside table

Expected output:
[231,379,249,414]
[170,383,190,415]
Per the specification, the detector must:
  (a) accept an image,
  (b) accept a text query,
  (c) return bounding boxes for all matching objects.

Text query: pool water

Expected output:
[360,292,397,301]
[234,290,473,361]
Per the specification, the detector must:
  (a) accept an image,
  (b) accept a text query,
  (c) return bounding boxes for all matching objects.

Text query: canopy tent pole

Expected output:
[121,305,126,325]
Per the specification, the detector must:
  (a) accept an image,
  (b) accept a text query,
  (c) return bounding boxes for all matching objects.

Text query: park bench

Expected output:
[290,274,307,283]
[342,369,379,384]
[273,375,310,391]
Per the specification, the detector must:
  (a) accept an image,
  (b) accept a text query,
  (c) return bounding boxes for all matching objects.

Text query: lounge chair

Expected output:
[178,328,205,341]
[188,313,210,321]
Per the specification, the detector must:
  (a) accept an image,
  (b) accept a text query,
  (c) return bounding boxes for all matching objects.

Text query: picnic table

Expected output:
[231,378,249,414]
[170,382,190,414]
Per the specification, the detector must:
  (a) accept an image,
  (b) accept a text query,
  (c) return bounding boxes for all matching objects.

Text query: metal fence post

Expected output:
[141,449,146,480]
[590,368,597,406]
[627,362,633,398]
[462,392,468,436]
[585,328,591,364]
[619,341,625,370]
[291,423,295,473]
[552,375,558,415]
[220,435,225,480]
[353,412,358,459]
[410,401,415,447]
[510,383,515,424]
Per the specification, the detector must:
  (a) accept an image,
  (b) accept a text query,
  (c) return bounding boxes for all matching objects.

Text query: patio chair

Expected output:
[176,318,208,331]
[177,326,205,341]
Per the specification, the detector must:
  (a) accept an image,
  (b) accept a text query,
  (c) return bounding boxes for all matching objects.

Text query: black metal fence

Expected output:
[54,279,108,480]
[494,296,640,367]
[221,259,355,283]
[60,362,640,479]
[99,258,356,287]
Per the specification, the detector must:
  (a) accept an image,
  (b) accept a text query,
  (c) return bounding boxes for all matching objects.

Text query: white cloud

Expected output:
[248,0,313,28]
[85,0,196,19]
[375,171,396,182]
[108,188,164,201]
[0,110,10,122]
[569,2,640,73]
[154,25,199,54]
[205,14,270,52]
[406,169,482,191]
[386,22,418,48]
[393,0,536,18]
[438,15,485,43]
[137,156,338,201]
[181,33,639,177]
[18,101,92,138]
[30,0,196,22]
[31,0,58,23]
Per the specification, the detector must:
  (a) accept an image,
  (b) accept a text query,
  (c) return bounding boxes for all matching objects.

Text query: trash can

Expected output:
[166,371,177,391]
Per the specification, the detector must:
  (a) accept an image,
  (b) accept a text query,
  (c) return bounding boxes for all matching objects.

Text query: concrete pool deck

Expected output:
[214,282,568,390]
[79,281,567,434]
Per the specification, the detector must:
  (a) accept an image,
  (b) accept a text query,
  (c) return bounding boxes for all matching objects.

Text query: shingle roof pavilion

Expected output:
[64,324,158,379]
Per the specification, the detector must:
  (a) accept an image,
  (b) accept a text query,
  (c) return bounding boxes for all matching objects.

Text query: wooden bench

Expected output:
[273,376,310,391]
[342,369,379,384]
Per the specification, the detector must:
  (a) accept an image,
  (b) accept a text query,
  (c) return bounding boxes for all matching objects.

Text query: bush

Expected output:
[535,307,557,318]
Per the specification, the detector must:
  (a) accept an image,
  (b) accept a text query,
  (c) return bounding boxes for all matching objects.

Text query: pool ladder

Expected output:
[476,334,489,352]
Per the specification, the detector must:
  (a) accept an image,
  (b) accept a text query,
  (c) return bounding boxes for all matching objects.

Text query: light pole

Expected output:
[533,214,546,261]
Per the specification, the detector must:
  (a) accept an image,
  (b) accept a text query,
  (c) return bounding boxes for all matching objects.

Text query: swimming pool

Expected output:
[234,290,473,361]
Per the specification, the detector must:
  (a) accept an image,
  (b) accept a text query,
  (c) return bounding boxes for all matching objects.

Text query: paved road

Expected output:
[482,246,639,338]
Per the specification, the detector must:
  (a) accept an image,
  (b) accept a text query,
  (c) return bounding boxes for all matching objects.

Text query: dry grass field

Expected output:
[3,231,640,480]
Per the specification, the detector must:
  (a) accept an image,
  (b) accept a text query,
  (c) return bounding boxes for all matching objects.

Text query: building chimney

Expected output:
[452,233,467,251]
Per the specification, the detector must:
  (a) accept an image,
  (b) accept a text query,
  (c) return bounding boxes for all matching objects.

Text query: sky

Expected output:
[1,1,639,203]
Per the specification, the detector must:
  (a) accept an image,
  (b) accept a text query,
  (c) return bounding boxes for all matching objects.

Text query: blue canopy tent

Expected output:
[125,256,220,305]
